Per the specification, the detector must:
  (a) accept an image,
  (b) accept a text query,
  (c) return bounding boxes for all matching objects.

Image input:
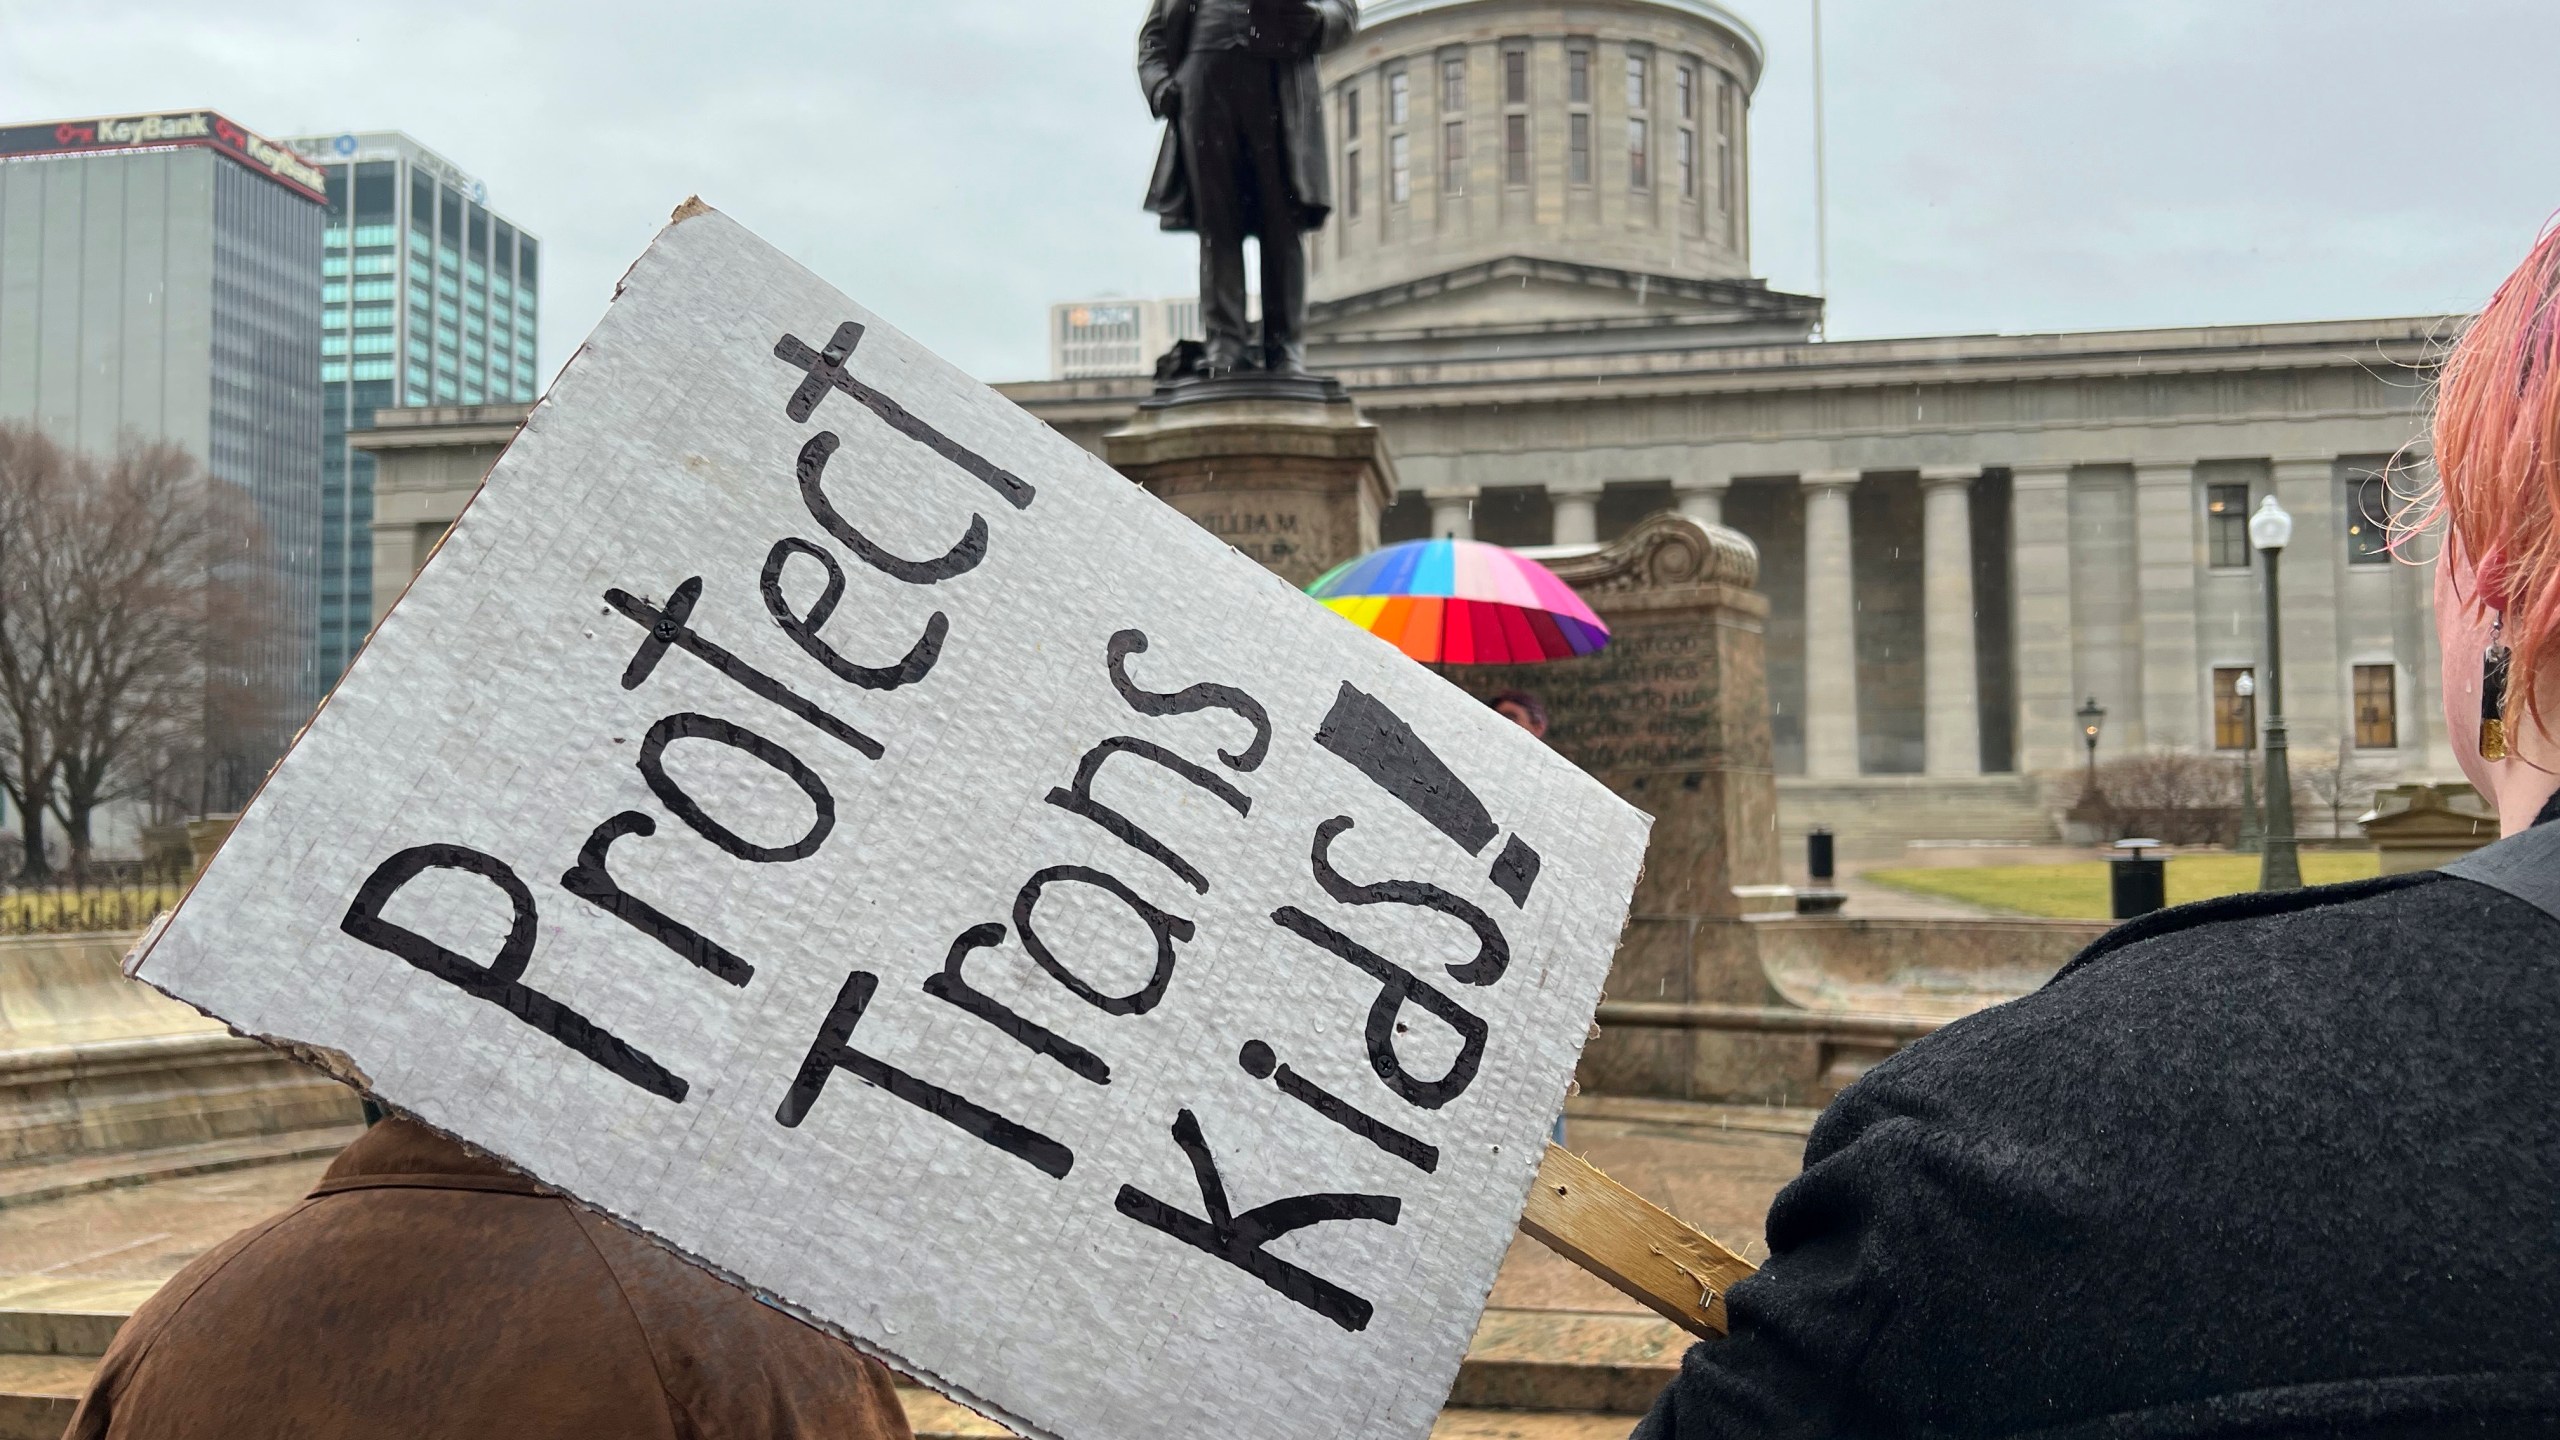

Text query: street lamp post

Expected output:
[2077,695,2106,788]
[2250,496,2302,889]
[2234,671,2260,853]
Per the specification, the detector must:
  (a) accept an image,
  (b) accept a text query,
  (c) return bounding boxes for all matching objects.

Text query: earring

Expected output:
[2482,613,2513,761]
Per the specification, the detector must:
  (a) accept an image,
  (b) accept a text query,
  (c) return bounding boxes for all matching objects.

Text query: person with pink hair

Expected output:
[1634,228,2560,1437]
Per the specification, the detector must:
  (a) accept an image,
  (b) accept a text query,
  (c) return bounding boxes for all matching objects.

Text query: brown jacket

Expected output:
[65,1118,913,1440]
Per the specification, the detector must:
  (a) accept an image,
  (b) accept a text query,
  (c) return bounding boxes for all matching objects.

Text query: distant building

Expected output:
[1005,0,2458,854]
[285,131,541,686]
[0,109,329,806]
[1049,297,1200,379]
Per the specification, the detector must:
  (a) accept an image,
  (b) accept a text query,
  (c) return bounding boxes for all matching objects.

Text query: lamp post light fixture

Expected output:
[2077,696,2106,787]
[2234,671,2260,853]
[2249,495,2302,890]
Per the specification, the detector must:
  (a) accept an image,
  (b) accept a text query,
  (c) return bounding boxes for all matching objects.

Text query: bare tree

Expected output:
[0,426,70,876]
[0,422,274,875]
[2293,740,2395,840]
[42,439,218,865]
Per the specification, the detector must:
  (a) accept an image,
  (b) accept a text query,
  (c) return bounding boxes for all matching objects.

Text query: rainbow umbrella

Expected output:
[1307,538,1610,664]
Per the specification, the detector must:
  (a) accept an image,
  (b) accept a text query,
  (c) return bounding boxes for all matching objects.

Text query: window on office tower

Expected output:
[2212,668,2257,751]
[2354,664,2398,748]
[2206,484,2251,568]
[2347,473,2393,564]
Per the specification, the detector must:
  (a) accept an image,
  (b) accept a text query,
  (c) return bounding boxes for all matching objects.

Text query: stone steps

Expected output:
[0,1286,1670,1439]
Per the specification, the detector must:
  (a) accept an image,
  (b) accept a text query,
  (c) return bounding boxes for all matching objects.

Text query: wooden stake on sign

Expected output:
[1520,1143,1758,1340]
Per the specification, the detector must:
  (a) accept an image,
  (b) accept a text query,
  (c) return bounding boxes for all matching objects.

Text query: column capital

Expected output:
[1800,468,1861,492]
[1544,479,1607,498]
[1671,473,1732,496]
[1919,465,1980,488]
[2270,454,2340,477]
[1420,485,1483,502]
[2008,461,2073,489]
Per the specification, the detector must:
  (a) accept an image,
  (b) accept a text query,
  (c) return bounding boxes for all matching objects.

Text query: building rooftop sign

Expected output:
[0,110,327,202]
[127,202,1649,1440]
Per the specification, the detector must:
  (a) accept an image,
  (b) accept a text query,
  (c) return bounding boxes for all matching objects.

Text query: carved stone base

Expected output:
[1103,390,1397,587]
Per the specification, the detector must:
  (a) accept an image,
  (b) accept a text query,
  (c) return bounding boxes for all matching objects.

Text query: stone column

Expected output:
[2008,463,2077,773]
[2133,459,2202,751]
[1426,487,1478,540]
[1674,475,1729,527]
[1920,466,1982,777]
[1550,486,1601,545]
[1801,470,1862,778]
[2271,455,2345,747]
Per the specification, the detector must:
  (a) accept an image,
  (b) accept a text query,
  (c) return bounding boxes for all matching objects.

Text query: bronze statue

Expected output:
[1139,0,1356,378]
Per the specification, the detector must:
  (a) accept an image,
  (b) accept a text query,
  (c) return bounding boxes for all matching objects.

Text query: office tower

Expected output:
[286,131,540,685]
[0,109,328,808]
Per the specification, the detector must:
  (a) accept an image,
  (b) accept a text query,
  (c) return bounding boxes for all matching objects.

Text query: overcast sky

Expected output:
[6,0,2557,383]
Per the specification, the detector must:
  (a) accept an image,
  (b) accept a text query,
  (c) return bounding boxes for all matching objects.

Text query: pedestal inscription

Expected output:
[1103,392,1397,586]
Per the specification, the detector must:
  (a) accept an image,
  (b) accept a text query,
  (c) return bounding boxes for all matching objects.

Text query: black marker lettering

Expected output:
[777,969,1073,1179]
[606,579,884,760]
[1239,1040,1439,1173]
[559,812,754,988]
[1013,865,1193,1016]
[1314,683,1498,855]
[1044,738,1250,895]
[773,322,1036,510]
[1113,1108,1399,1333]
[761,537,947,690]
[1105,629,1272,771]
[636,712,835,865]
[921,922,1111,1084]
[1270,906,1489,1111]
[1310,816,1509,987]
[1488,834,1542,908]
[342,844,686,1102]
[796,431,988,585]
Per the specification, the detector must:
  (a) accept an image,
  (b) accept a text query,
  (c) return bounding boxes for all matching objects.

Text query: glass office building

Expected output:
[0,110,328,808]
[287,131,539,685]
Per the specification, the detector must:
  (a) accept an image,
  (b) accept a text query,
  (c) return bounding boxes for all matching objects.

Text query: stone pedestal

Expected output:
[1453,514,1812,1103]
[1103,385,1397,587]
[1457,513,1784,922]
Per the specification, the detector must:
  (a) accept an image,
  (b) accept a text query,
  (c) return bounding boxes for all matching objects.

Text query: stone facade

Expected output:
[1009,2,2453,851]
[1010,319,2452,849]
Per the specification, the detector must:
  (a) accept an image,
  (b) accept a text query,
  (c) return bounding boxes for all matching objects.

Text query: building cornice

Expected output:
[997,315,2456,422]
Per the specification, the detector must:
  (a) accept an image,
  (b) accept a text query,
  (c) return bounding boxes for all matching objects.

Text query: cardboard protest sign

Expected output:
[130,203,1650,1440]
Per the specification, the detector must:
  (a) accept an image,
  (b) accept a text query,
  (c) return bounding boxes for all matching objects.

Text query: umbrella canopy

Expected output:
[1307,538,1610,664]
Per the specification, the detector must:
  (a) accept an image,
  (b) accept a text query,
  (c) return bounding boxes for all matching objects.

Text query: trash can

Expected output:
[1807,827,1836,885]
[2109,839,2166,919]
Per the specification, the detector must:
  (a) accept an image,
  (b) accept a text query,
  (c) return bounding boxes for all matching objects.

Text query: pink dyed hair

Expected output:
[2427,220,2560,732]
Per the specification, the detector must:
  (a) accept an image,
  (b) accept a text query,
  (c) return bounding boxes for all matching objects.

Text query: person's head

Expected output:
[1489,688,1548,739]
[2429,221,2560,826]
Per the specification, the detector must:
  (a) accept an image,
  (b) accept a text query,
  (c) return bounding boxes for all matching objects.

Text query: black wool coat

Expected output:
[1637,852,2560,1438]
[1137,0,1356,235]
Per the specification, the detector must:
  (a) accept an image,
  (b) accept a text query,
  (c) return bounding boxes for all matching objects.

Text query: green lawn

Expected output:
[1864,851,2383,920]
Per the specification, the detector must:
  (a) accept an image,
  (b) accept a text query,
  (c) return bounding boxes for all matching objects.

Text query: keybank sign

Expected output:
[0,110,327,202]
